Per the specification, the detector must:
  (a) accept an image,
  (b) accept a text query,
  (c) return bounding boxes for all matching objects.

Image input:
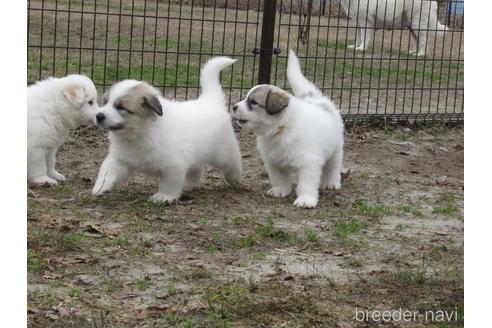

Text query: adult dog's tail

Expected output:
[287,49,322,98]
[200,57,236,98]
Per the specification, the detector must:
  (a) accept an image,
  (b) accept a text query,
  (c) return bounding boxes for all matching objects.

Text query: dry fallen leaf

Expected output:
[43,272,64,280]
[138,304,179,317]
[112,288,138,300]
[265,270,294,281]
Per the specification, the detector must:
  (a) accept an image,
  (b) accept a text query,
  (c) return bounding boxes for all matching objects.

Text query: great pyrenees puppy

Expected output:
[92,57,242,204]
[231,50,344,209]
[27,75,98,185]
[340,0,448,56]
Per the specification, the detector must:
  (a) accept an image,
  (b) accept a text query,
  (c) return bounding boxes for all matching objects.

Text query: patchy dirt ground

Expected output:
[27,124,463,327]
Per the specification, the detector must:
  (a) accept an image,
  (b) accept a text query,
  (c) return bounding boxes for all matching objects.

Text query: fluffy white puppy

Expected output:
[231,50,344,209]
[340,0,448,56]
[27,75,98,185]
[92,57,242,204]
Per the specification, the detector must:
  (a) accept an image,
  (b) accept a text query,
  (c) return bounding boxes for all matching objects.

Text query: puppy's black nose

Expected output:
[232,104,238,112]
[96,113,106,123]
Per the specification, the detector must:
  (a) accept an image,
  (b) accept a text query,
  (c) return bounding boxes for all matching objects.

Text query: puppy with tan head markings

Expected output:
[232,50,344,208]
[92,57,242,204]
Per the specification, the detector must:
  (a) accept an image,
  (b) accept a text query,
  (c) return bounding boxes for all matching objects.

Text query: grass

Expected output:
[28,0,463,115]
[399,204,424,218]
[135,277,151,290]
[27,250,45,274]
[356,201,391,219]
[433,193,459,216]
[333,219,368,240]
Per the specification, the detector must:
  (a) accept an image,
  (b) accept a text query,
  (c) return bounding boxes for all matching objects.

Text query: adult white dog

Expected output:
[340,0,448,56]
[27,75,98,185]
[231,50,344,209]
[92,57,242,204]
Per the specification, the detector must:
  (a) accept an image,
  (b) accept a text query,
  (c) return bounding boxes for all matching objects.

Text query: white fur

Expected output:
[232,50,344,209]
[92,57,242,204]
[27,75,98,185]
[340,0,448,56]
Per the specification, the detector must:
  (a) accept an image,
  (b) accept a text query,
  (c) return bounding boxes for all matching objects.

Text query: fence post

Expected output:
[258,0,277,85]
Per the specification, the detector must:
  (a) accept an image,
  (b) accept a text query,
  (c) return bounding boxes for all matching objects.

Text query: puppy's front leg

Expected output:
[149,168,186,204]
[265,162,291,198]
[347,27,363,49]
[294,165,322,209]
[92,155,130,196]
[47,148,65,181]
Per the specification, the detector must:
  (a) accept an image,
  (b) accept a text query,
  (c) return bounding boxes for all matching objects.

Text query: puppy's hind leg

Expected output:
[92,155,131,196]
[184,165,203,191]
[28,148,57,185]
[294,164,322,208]
[321,146,343,191]
[212,139,242,188]
[47,148,66,181]
[150,168,186,204]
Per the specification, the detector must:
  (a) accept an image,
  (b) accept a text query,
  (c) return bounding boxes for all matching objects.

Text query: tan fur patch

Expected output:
[250,85,290,115]
[114,82,162,116]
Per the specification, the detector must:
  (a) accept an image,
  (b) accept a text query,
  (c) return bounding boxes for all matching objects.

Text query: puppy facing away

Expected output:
[27,75,99,185]
[92,57,242,204]
[339,0,448,56]
[231,50,344,209]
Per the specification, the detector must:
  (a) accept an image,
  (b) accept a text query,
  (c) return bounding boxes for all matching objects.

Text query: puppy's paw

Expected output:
[321,180,341,190]
[293,195,318,209]
[408,49,417,55]
[267,186,291,198]
[347,44,356,49]
[92,184,110,196]
[50,171,66,181]
[355,46,366,51]
[149,193,178,205]
[31,176,58,186]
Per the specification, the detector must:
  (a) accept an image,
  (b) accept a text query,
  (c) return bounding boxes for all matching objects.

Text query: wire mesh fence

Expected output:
[27,0,464,123]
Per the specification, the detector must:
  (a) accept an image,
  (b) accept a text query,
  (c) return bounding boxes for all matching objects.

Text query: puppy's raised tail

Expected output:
[287,49,322,99]
[200,57,236,98]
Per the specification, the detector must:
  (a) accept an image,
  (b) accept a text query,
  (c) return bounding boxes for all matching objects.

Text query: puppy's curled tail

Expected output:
[200,57,236,98]
[287,49,322,99]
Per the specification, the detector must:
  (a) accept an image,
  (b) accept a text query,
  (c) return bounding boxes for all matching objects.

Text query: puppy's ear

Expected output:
[265,88,290,115]
[62,85,85,107]
[142,94,163,116]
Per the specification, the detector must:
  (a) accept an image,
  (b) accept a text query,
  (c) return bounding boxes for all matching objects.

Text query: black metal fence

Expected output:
[27,0,464,123]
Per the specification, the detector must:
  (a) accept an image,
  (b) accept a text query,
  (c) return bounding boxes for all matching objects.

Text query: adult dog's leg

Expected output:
[266,162,291,198]
[149,168,186,204]
[416,30,428,56]
[347,27,363,49]
[357,24,374,51]
[29,148,58,185]
[46,148,66,181]
[294,164,322,208]
[408,29,419,55]
[92,155,131,195]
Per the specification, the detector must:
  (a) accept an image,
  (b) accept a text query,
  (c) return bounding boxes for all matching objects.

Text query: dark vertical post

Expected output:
[306,0,313,41]
[258,0,277,85]
[322,0,327,16]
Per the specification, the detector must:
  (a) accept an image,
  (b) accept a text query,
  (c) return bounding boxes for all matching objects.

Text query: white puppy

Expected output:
[92,57,242,204]
[27,75,98,185]
[340,0,448,56]
[231,50,344,209]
